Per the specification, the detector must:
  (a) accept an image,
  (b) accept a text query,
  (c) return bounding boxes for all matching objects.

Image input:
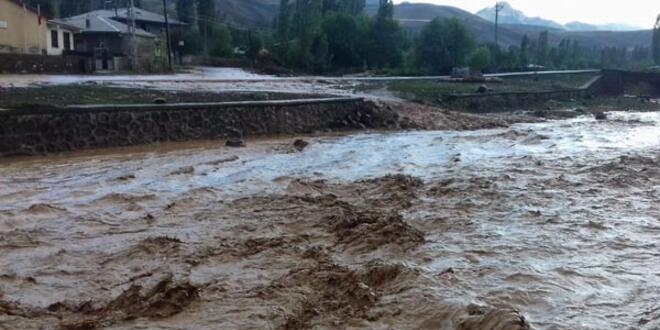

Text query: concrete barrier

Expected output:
[444,74,604,112]
[0,97,399,157]
[445,89,592,112]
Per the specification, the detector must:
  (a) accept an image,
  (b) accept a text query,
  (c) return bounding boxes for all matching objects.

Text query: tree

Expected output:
[197,0,216,55]
[25,0,58,17]
[444,18,475,68]
[536,31,549,66]
[519,34,530,68]
[414,17,475,74]
[209,24,233,58]
[321,12,368,69]
[368,0,405,68]
[322,0,365,15]
[290,0,323,69]
[176,0,198,31]
[276,0,292,57]
[25,0,91,17]
[468,46,491,73]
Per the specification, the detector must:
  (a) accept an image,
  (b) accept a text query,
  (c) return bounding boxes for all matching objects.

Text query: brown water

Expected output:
[1,112,660,329]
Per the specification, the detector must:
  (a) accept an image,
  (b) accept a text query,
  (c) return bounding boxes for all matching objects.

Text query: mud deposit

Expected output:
[2,112,660,329]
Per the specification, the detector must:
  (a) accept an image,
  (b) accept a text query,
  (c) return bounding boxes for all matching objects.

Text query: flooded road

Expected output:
[1,112,660,329]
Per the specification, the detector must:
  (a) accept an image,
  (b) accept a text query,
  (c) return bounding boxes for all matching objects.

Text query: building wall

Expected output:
[0,0,47,54]
[74,33,125,54]
[47,25,76,55]
[73,33,159,71]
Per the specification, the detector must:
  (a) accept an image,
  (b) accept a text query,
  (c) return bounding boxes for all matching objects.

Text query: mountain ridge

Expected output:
[475,1,643,32]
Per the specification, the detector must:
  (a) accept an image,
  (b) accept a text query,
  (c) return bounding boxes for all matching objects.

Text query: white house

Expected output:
[46,19,79,55]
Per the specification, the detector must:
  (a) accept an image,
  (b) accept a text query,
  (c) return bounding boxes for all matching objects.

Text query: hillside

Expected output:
[140,0,279,29]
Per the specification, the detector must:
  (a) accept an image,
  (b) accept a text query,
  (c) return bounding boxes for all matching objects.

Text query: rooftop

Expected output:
[66,8,185,26]
[62,14,155,38]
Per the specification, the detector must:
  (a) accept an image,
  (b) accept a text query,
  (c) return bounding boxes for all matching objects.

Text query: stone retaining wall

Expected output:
[0,53,87,74]
[0,98,398,157]
[446,89,591,112]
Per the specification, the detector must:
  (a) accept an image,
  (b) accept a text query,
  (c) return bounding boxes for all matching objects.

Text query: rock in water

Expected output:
[153,98,167,104]
[293,139,309,152]
[476,85,488,94]
[594,112,607,120]
[226,138,245,148]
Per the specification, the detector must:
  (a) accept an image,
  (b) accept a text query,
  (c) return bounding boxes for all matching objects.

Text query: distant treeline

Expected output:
[272,0,658,74]
[25,0,660,73]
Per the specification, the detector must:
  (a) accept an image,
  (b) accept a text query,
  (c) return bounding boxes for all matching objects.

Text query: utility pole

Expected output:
[128,0,137,70]
[495,2,504,46]
[203,14,209,57]
[162,0,173,71]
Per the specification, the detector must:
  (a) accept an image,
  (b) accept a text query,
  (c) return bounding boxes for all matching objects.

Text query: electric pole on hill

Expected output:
[162,0,173,71]
[495,2,504,46]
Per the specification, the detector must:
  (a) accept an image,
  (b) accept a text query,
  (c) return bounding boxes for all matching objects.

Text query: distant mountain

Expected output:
[476,1,643,31]
[476,2,564,30]
[564,21,644,32]
[364,2,651,50]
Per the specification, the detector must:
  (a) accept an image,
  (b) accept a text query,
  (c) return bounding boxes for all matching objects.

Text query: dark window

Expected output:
[63,32,71,50]
[51,30,59,49]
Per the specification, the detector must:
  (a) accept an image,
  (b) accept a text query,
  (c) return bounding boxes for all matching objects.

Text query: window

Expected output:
[63,32,71,50]
[0,20,7,29]
[51,30,59,49]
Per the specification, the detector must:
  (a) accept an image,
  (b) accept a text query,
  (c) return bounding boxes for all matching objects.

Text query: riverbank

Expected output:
[0,83,540,157]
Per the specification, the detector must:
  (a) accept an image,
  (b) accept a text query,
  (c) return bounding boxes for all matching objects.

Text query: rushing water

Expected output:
[1,111,660,329]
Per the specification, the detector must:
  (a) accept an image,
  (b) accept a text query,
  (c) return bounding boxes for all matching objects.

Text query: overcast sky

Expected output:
[393,0,658,28]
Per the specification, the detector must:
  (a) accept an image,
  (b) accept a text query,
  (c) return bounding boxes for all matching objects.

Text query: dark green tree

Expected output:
[468,46,491,73]
[519,34,530,68]
[368,0,405,68]
[414,17,475,74]
[197,0,216,55]
[321,12,368,69]
[536,31,549,66]
[176,0,198,31]
[276,0,292,58]
[209,24,233,58]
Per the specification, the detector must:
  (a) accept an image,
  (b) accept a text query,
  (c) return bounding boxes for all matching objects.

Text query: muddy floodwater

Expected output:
[2,112,660,330]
